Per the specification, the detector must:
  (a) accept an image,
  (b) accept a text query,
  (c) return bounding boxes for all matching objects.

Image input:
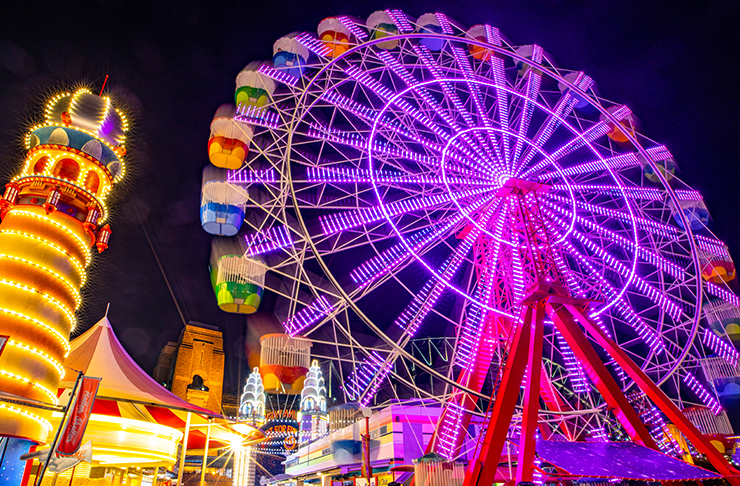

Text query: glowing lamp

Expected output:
[96,224,111,253]
[43,185,62,214]
[2,183,20,204]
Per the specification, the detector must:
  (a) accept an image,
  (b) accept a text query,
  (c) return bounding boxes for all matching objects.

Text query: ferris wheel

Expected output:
[204,9,740,482]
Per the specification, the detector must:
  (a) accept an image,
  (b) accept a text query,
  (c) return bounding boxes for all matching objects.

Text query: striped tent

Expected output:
[59,315,263,451]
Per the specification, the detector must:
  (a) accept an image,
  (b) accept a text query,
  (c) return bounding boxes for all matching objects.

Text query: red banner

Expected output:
[57,377,101,455]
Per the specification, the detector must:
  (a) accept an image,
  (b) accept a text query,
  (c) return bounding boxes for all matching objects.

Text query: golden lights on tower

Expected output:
[0,87,130,443]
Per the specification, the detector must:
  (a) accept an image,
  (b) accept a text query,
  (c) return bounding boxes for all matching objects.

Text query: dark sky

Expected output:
[1,0,739,393]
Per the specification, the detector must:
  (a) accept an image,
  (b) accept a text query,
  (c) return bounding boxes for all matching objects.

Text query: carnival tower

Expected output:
[0,88,128,444]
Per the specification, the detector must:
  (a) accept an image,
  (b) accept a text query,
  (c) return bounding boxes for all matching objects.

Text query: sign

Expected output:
[57,377,101,455]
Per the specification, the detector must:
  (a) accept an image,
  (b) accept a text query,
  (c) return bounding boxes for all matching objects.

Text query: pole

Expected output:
[200,420,211,486]
[365,415,371,484]
[67,465,76,486]
[177,412,191,486]
[36,371,83,486]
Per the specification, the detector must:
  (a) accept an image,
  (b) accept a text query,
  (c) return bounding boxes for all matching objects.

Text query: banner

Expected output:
[57,377,101,455]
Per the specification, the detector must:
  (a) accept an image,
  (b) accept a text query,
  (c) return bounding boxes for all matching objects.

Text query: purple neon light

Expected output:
[568,228,683,321]
[484,24,501,46]
[550,184,701,202]
[538,152,641,180]
[337,16,368,40]
[436,401,465,459]
[696,235,731,258]
[560,239,665,354]
[512,55,542,163]
[642,406,682,456]
[646,145,672,162]
[705,281,740,307]
[547,193,679,239]
[257,63,298,87]
[543,200,684,279]
[521,119,611,179]
[306,122,435,164]
[611,360,627,384]
[703,329,740,366]
[682,372,722,415]
[556,330,590,393]
[234,105,281,129]
[344,351,392,405]
[385,9,413,32]
[244,225,294,257]
[305,166,490,186]
[413,44,501,169]
[283,296,333,336]
[319,186,491,235]
[321,87,479,169]
[590,426,608,442]
[435,12,454,34]
[227,168,276,184]
[295,32,333,57]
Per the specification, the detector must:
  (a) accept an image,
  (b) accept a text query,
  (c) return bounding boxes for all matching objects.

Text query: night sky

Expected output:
[1,0,739,394]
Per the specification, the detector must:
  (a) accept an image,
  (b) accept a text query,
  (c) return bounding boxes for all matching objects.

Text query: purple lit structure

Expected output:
[209,9,740,485]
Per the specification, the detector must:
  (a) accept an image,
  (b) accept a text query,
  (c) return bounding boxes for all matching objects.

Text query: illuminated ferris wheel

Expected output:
[206,9,740,481]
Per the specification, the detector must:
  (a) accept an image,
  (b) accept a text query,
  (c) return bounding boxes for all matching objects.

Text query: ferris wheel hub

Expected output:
[495,178,551,197]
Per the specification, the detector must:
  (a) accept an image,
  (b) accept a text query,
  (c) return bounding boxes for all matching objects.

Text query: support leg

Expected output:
[464,306,533,486]
[565,303,740,484]
[517,301,545,483]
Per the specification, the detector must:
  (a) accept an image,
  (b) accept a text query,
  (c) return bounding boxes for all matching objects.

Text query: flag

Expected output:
[57,377,101,455]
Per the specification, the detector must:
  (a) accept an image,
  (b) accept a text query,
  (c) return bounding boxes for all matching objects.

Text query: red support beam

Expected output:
[565,304,740,485]
[517,301,545,483]
[547,303,658,449]
[464,306,533,486]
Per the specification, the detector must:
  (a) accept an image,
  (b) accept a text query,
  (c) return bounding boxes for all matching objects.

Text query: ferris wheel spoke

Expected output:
[545,192,680,241]
[318,187,494,236]
[559,239,665,355]
[511,47,543,163]
[519,115,613,179]
[537,151,642,181]
[302,165,493,187]
[542,202,685,279]
[374,50,493,170]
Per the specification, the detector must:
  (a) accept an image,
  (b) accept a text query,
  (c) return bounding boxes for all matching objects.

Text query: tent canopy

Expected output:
[60,315,264,449]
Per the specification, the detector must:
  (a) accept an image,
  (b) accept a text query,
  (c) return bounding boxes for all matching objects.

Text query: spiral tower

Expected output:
[0,87,128,443]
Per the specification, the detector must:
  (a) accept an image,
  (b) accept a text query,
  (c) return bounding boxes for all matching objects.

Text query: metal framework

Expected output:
[219,9,740,483]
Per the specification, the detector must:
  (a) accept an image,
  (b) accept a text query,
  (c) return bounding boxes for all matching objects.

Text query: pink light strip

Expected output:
[537,152,641,180]
[560,239,665,354]
[295,32,333,57]
[696,235,731,258]
[543,200,684,278]
[305,166,491,186]
[702,329,740,367]
[705,281,740,307]
[319,186,492,235]
[244,225,294,256]
[556,330,590,393]
[386,9,414,32]
[282,296,333,336]
[567,227,682,321]
[546,192,679,239]
[435,13,454,34]
[227,169,277,184]
[257,63,299,87]
[234,104,281,129]
[412,45,502,170]
[337,16,368,40]
[512,63,542,163]
[306,122,435,164]
[683,372,722,415]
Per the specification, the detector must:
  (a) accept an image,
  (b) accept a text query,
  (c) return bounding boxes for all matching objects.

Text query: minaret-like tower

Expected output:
[298,360,328,445]
[0,88,128,443]
[239,367,266,424]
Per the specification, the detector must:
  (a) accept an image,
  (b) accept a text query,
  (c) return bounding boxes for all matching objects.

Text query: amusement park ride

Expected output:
[200,8,740,485]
